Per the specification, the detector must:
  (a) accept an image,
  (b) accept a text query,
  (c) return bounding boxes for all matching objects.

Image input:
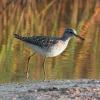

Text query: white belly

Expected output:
[26,39,70,57]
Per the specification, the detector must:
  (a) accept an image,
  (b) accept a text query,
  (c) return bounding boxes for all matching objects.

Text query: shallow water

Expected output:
[0,0,100,83]
[0,30,100,83]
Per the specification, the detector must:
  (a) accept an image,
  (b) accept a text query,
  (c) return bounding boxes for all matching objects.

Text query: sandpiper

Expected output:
[14,28,84,79]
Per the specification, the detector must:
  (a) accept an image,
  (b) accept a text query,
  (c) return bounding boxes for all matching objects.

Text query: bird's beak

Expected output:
[74,34,85,40]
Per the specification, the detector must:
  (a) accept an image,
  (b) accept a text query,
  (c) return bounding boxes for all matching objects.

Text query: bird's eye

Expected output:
[68,30,73,33]
[69,31,73,34]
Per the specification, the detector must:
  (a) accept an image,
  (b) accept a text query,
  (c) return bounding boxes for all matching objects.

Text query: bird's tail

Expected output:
[13,33,25,41]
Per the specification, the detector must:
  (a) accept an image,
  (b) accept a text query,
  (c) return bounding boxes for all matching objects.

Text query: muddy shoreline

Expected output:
[0,79,100,100]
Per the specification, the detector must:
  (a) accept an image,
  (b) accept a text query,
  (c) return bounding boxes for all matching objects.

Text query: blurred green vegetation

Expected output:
[0,0,100,83]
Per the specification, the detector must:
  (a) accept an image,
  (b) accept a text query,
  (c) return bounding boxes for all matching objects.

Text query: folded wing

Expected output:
[14,33,59,48]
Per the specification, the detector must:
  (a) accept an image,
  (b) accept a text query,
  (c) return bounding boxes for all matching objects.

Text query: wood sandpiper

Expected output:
[14,28,84,79]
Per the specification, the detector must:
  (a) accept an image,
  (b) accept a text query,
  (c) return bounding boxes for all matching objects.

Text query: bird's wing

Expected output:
[14,33,59,48]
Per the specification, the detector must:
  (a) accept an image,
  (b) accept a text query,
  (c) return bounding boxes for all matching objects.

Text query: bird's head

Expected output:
[63,28,84,40]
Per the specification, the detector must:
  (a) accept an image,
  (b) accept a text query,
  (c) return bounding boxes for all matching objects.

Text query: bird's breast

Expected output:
[45,39,70,57]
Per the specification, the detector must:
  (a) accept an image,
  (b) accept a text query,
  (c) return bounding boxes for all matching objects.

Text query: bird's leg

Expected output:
[26,53,35,79]
[42,57,46,81]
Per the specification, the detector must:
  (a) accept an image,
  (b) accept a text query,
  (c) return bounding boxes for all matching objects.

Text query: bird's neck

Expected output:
[61,34,71,41]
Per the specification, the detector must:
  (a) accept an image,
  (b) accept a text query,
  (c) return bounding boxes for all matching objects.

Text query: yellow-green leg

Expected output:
[26,53,35,79]
[42,57,46,81]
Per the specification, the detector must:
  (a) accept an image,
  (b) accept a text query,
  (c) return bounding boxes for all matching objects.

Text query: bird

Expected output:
[14,28,84,79]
